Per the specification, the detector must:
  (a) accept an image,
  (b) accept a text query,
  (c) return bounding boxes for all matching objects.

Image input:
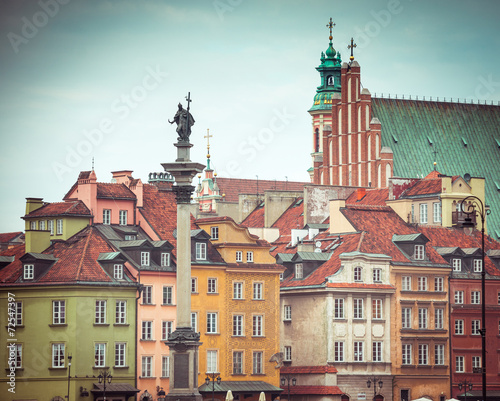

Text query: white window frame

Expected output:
[233,281,243,299]
[233,315,244,336]
[471,291,481,304]
[246,251,254,262]
[472,356,481,370]
[284,346,292,362]
[455,319,464,335]
[207,312,218,334]
[142,285,152,304]
[163,286,173,305]
[418,276,428,291]
[334,341,344,362]
[196,242,207,260]
[455,291,464,304]
[30,220,37,230]
[103,209,111,225]
[354,341,364,362]
[56,219,63,235]
[142,356,153,377]
[233,351,243,374]
[48,220,54,235]
[95,300,107,324]
[414,245,425,260]
[435,308,444,330]
[113,264,123,279]
[115,342,126,367]
[453,258,462,272]
[210,226,219,240]
[373,268,382,282]
[162,321,174,340]
[435,344,445,365]
[253,282,263,300]
[14,344,22,368]
[474,259,483,272]
[191,312,198,332]
[455,356,464,373]
[472,319,481,335]
[161,252,170,267]
[418,344,429,365]
[418,307,428,329]
[295,263,303,279]
[115,300,126,324]
[162,355,170,378]
[24,264,34,280]
[15,302,23,326]
[53,300,66,325]
[354,298,364,319]
[335,298,344,319]
[236,251,243,262]
[142,321,153,340]
[372,299,382,319]
[402,276,411,291]
[252,314,263,337]
[207,350,218,373]
[191,277,198,293]
[253,351,263,374]
[372,341,383,362]
[141,251,150,267]
[207,278,217,294]
[52,343,65,368]
[284,305,292,321]
[354,266,363,282]
[419,203,428,224]
[402,307,412,329]
[402,344,412,365]
[434,276,444,292]
[94,343,105,367]
[39,220,46,231]
[119,210,127,226]
[433,202,441,223]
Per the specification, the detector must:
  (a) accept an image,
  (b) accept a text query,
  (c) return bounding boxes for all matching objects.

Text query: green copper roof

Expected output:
[372,98,500,239]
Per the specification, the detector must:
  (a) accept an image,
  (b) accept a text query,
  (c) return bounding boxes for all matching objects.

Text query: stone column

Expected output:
[162,141,205,401]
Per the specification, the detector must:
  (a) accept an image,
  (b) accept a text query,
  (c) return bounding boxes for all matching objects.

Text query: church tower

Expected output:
[309,20,393,188]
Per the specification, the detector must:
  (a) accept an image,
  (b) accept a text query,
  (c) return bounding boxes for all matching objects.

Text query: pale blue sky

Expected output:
[1,0,499,232]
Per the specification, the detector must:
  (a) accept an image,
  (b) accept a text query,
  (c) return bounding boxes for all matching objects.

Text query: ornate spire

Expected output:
[204,128,213,171]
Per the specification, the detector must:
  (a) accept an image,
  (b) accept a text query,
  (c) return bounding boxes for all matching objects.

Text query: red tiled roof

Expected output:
[215,178,307,203]
[287,386,343,395]
[24,201,91,218]
[241,204,265,228]
[346,188,388,207]
[325,282,395,289]
[272,198,304,234]
[281,366,337,374]
[401,178,442,197]
[226,262,284,271]
[0,232,23,243]
[96,183,136,199]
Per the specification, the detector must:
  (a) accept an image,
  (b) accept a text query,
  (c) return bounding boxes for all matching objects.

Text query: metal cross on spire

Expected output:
[204,129,213,153]
[348,37,357,61]
[326,17,335,42]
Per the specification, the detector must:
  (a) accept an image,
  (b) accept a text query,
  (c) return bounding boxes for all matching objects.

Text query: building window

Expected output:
[402,344,412,365]
[455,356,464,373]
[142,321,153,340]
[418,276,428,291]
[15,302,23,326]
[402,307,412,329]
[103,209,111,225]
[95,300,106,324]
[472,320,481,335]
[418,344,428,365]
[414,245,425,260]
[411,203,415,223]
[455,319,464,335]
[13,344,22,368]
[284,346,292,361]
[354,266,363,281]
[253,315,263,336]
[141,252,150,267]
[233,351,243,374]
[418,308,428,329]
[52,343,65,368]
[253,282,263,300]
[30,220,37,230]
[207,350,218,373]
[372,342,382,362]
[39,220,46,231]
[453,258,462,272]
[113,264,123,279]
[402,276,411,291]
[233,315,244,336]
[161,253,170,267]
[163,286,173,305]
[162,356,170,377]
[455,291,464,304]
[115,301,126,324]
[295,263,303,279]
[354,298,363,319]
[354,341,364,362]
[142,286,152,304]
[471,291,481,304]
[207,312,218,333]
[115,343,126,367]
[162,321,174,340]
[53,300,66,324]
[435,344,445,365]
[433,202,441,223]
[472,356,481,370]
[335,298,344,319]
[124,234,136,241]
[95,343,105,367]
[419,203,428,223]
[210,226,219,240]
[372,299,382,319]
[435,308,444,330]
[434,277,444,292]
[191,312,198,332]
[191,278,198,293]
[48,220,54,235]
[474,259,483,272]
[253,351,263,374]
[142,356,153,377]
[56,219,63,235]
[233,282,243,299]
[334,341,344,362]
[246,252,254,262]
[196,243,207,260]
[119,210,127,225]
[236,251,243,262]
[284,305,292,321]
[23,264,34,280]
[208,278,217,294]
[373,268,382,282]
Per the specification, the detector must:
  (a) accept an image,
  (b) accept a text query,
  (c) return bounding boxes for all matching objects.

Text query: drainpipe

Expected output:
[135,270,143,397]
[448,273,452,398]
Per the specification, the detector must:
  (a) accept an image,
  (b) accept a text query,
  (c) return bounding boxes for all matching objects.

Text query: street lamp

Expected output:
[280,374,296,401]
[461,195,489,401]
[205,372,221,401]
[366,377,383,401]
[458,380,473,401]
[98,369,113,401]
[66,354,72,401]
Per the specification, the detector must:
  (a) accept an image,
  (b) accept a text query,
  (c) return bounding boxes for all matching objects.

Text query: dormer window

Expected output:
[354,266,363,282]
[125,234,136,241]
[295,263,303,279]
[23,264,34,280]
[161,253,170,267]
[414,245,425,260]
[452,258,462,272]
[114,264,123,279]
[141,252,150,267]
[196,243,207,260]
[474,259,482,272]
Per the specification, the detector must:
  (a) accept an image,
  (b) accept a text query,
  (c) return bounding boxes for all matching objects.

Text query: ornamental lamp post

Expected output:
[280,374,296,401]
[461,195,490,401]
[366,377,383,401]
[98,369,112,401]
[66,354,72,401]
[458,380,473,401]
[205,372,221,401]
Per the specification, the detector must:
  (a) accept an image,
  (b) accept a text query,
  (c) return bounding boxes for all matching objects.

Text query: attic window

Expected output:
[23,264,34,280]
[295,263,303,279]
[141,252,150,267]
[125,234,136,241]
[452,258,462,272]
[114,264,123,279]
[196,243,207,261]
[161,253,170,267]
[414,245,425,260]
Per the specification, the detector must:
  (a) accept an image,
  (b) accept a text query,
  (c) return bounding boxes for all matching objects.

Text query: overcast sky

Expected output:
[1,0,500,233]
